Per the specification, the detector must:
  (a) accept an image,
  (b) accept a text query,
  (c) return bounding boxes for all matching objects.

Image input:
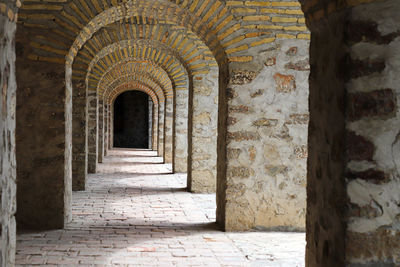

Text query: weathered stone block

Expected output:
[229,105,252,113]
[286,113,309,124]
[273,73,296,93]
[346,169,388,184]
[346,131,375,162]
[252,118,278,127]
[265,57,276,66]
[286,46,298,55]
[347,89,396,121]
[250,89,263,98]
[284,59,310,71]
[227,166,252,178]
[230,70,258,85]
[227,148,241,159]
[227,131,261,141]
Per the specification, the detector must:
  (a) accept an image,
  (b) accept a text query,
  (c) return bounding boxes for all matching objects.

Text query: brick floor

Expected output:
[16,149,305,266]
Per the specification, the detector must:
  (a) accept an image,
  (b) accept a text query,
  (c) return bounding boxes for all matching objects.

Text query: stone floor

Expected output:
[16,149,305,266]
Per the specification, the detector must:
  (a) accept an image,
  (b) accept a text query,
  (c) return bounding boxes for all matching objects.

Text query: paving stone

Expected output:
[16,149,305,266]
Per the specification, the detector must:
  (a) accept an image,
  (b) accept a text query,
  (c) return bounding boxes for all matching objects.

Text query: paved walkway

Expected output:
[16,149,305,266]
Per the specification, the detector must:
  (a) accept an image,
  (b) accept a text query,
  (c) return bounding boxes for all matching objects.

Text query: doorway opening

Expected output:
[113,91,149,148]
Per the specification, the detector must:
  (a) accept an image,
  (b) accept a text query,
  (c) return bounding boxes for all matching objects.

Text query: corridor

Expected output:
[15,149,305,266]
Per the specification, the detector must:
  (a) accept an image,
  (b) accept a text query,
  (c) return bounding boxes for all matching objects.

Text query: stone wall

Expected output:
[174,89,189,173]
[345,1,400,265]
[188,69,219,193]
[164,97,174,164]
[16,25,71,230]
[158,102,165,158]
[303,0,400,266]
[97,98,104,161]
[72,79,86,191]
[0,3,17,265]
[148,97,153,149]
[223,39,309,231]
[87,90,97,173]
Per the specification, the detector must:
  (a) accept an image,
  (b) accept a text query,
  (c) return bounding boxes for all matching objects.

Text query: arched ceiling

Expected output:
[19,0,307,66]
[19,0,308,100]
[106,82,159,105]
[96,61,172,95]
[84,40,190,94]
[100,72,166,100]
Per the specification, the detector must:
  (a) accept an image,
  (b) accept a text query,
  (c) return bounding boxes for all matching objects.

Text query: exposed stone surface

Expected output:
[224,39,309,231]
[0,10,17,266]
[273,73,296,93]
[87,90,98,174]
[305,10,347,267]
[164,97,174,165]
[72,80,87,191]
[174,89,189,173]
[188,71,218,193]
[16,26,71,230]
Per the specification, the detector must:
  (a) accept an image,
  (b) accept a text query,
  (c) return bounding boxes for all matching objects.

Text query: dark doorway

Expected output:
[113,91,149,148]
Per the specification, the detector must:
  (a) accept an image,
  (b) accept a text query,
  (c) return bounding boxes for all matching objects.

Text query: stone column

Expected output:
[164,97,174,165]
[153,103,158,151]
[72,80,86,191]
[188,69,218,192]
[158,101,165,158]
[305,1,400,265]
[105,103,108,151]
[16,28,71,230]
[108,103,113,150]
[148,97,153,149]
[97,98,103,163]
[174,89,189,172]
[221,39,309,231]
[0,10,17,266]
[87,90,97,173]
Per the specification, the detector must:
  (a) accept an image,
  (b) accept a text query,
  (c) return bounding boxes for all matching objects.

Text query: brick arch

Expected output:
[64,0,226,69]
[104,80,164,105]
[74,23,216,84]
[100,73,167,101]
[96,61,172,97]
[86,40,188,96]
[107,82,159,106]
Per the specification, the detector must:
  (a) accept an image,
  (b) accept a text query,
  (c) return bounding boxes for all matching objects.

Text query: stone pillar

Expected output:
[72,80,86,191]
[152,103,158,151]
[108,103,113,150]
[0,10,17,266]
[103,103,108,156]
[306,1,400,266]
[148,97,153,149]
[97,98,103,163]
[174,89,189,172]
[87,90,97,173]
[16,28,71,230]
[164,97,174,165]
[221,39,309,231]
[188,69,218,192]
[158,101,165,158]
